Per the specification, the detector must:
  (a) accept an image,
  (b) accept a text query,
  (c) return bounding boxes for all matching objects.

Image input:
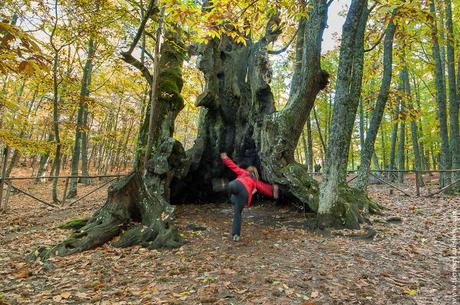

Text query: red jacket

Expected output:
[222,156,274,207]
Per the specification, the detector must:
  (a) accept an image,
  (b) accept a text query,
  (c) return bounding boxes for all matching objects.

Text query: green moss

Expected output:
[58,218,88,230]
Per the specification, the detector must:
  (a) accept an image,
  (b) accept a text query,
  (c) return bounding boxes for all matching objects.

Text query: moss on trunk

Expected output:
[28,171,183,262]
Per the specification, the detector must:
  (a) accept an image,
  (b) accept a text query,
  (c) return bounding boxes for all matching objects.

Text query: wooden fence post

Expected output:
[61,177,69,205]
[415,170,420,197]
[0,147,9,212]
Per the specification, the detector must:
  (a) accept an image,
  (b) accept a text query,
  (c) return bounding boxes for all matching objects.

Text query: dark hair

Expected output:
[238,161,251,169]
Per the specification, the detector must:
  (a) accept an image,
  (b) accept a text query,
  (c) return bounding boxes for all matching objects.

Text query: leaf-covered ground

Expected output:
[0,177,458,304]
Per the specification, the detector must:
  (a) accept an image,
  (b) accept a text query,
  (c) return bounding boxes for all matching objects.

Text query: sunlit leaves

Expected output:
[0,22,49,76]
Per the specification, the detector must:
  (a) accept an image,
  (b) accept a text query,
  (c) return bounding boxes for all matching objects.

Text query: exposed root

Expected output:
[27,172,182,262]
[58,218,89,230]
[332,225,378,240]
[315,186,382,230]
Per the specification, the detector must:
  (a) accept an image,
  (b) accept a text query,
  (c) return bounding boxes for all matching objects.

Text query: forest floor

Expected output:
[0,172,458,305]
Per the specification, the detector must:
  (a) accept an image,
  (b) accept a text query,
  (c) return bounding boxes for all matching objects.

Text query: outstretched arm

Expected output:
[220,153,248,176]
[255,180,274,197]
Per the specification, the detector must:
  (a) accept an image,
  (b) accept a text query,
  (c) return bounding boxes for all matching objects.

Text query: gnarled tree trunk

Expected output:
[30,24,187,260]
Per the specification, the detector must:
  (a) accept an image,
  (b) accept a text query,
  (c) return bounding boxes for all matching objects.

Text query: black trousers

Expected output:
[227,180,248,236]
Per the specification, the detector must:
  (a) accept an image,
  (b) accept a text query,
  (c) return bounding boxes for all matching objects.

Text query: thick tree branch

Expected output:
[121,52,152,83]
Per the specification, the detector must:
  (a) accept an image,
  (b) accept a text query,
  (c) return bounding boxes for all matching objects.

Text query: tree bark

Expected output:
[32,15,188,259]
[174,3,329,213]
[389,102,399,181]
[444,0,460,188]
[356,16,396,190]
[306,114,313,172]
[51,53,62,203]
[143,7,165,169]
[318,0,374,228]
[68,37,95,198]
[80,109,91,185]
[430,0,451,187]
[398,84,406,184]
[401,66,424,186]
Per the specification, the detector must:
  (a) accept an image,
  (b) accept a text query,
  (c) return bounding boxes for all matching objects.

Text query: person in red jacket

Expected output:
[220,152,278,241]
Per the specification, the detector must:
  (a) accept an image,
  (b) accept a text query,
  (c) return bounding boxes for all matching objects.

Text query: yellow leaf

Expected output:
[405,289,417,295]
[61,291,71,299]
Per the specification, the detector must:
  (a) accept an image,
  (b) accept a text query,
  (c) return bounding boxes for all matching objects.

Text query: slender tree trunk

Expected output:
[51,53,62,203]
[68,37,95,197]
[401,66,423,186]
[143,7,165,170]
[389,103,399,180]
[319,0,370,227]
[306,114,313,172]
[301,131,309,169]
[313,106,326,159]
[80,109,90,185]
[431,147,437,171]
[398,91,406,184]
[380,127,387,170]
[356,15,396,189]
[372,152,380,171]
[359,97,365,153]
[445,0,460,188]
[430,0,451,187]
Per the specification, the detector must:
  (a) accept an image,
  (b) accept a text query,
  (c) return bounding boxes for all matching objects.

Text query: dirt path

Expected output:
[0,182,458,305]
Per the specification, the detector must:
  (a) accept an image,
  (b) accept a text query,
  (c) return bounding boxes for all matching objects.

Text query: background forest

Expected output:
[0,0,459,304]
[1,0,459,195]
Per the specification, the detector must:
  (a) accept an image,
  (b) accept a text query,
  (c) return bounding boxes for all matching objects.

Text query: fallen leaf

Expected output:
[14,270,30,279]
[404,289,417,295]
[52,295,62,302]
[311,290,319,298]
[60,291,71,299]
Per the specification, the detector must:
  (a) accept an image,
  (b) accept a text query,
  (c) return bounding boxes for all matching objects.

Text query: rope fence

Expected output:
[0,169,459,211]
[308,169,460,197]
[0,174,126,211]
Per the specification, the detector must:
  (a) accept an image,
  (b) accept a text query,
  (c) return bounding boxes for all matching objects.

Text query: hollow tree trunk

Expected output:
[177,0,375,229]
[174,4,327,207]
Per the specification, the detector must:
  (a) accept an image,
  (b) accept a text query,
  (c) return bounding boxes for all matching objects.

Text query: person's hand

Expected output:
[220,152,227,159]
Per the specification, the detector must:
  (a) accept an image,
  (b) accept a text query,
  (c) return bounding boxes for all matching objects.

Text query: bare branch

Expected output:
[268,28,298,55]
[364,12,396,53]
